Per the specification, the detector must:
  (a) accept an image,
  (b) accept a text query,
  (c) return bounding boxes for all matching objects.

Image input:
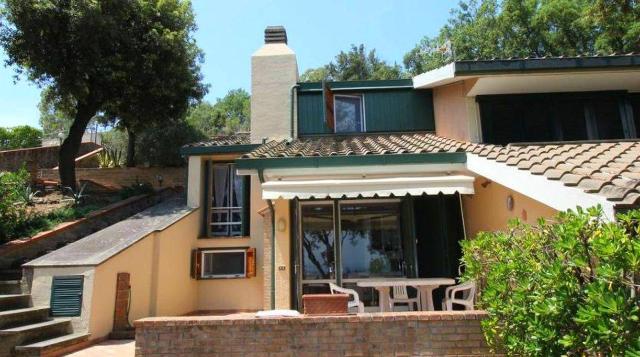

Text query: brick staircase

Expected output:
[0,280,89,357]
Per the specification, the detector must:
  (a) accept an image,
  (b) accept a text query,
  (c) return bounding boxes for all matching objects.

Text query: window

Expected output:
[479,92,634,145]
[340,201,404,279]
[207,163,249,237]
[334,95,364,133]
[201,250,246,278]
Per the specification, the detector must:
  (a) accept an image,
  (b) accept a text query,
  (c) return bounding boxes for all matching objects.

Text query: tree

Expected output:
[186,89,250,137]
[403,0,640,75]
[1,0,206,189]
[461,207,640,355]
[300,44,407,82]
[0,126,43,150]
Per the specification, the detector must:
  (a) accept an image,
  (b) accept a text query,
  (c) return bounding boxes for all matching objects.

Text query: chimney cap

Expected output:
[265,26,287,44]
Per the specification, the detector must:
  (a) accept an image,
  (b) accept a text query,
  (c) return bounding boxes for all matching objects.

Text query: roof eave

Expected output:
[235,152,467,171]
[180,144,260,156]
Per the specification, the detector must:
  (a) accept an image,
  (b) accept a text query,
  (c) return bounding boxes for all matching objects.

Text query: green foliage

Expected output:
[300,44,407,82]
[97,147,124,169]
[0,125,43,150]
[404,0,640,75]
[0,0,206,187]
[119,181,154,200]
[5,204,99,243]
[0,168,30,242]
[461,206,640,355]
[135,120,205,167]
[62,183,89,206]
[186,89,250,137]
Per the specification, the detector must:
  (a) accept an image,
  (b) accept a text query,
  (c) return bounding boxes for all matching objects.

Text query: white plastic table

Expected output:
[357,278,455,312]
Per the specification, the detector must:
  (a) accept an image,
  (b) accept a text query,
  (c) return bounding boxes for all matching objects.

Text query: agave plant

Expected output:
[62,182,89,206]
[19,185,41,206]
[97,147,125,168]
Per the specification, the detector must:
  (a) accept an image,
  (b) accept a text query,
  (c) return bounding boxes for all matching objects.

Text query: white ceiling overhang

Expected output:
[261,175,475,200]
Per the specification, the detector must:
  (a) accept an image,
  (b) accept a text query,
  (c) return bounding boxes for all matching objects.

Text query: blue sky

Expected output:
[0,0,456,128]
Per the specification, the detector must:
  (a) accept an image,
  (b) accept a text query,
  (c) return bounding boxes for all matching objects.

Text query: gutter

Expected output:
[290,84,299,139]
[258,169,276,309]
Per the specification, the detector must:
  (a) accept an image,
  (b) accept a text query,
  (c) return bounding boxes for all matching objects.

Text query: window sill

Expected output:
[198,236,251,240]
[199,276,249,280]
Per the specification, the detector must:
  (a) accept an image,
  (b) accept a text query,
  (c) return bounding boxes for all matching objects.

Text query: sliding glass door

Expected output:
[297,199,411,307]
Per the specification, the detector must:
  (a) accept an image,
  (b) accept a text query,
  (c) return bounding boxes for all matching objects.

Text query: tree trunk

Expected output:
[126,127,136,167]
[58,103,96,190]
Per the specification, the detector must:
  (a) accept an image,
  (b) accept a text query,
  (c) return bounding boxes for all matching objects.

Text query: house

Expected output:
[20,26,640,349]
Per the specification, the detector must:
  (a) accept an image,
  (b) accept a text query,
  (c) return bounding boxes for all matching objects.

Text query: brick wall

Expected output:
[113,272,132,331]
[39,167,185,189]
[0,142,100,172]
[134,311,495,356]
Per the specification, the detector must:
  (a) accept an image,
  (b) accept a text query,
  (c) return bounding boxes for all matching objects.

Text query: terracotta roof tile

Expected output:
[184,133,250,147]
[242,132,640,208]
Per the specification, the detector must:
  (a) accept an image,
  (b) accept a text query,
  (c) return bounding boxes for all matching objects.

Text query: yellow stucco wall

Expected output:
[90,209,199,339]
[433,79,481,142]
[462,176,558,237]
[274,199,291,309]
[195,174,265,311]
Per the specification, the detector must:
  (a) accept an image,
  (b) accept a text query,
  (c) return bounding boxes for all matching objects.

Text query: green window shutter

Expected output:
[241,176,250,236]
[50,275,84,317]
[202,160,211,237]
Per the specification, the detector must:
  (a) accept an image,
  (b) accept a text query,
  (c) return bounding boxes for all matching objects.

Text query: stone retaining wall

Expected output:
[0,142,100,172]
[39,166,185,189]
[134,311,494,356]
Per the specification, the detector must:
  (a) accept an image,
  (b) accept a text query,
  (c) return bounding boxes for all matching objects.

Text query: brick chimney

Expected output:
[250,26,298,144]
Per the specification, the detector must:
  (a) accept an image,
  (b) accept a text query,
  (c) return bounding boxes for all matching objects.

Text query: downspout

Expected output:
[258,169,276,309]
[290,84,299,139]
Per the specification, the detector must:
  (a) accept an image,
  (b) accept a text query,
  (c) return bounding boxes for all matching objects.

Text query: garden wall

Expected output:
[39,167,185,190]
[0,188,178,271]
[135,311,494,356]
[0,142,100,172]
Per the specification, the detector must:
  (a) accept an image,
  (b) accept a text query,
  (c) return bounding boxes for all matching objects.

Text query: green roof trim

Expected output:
[235,152,466,170]
[180,144,260,156]
[454,55,640,75]
[298,79,413,92]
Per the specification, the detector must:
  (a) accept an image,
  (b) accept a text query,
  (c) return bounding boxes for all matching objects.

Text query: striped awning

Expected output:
[261,175,475,200]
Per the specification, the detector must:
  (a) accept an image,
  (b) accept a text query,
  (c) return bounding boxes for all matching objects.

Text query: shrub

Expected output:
[135,120,205,167]
[119,181,154,199]
[0,168,30,241]
[461,206,640,355]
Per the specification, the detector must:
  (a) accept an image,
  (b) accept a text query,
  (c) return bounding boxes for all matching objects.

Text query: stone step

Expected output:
[0,294,31,311]
[14,332,90,357]
[0,280,22,295]
[0,269,22,281]
[0,307,50,329]
[0,319,72,356]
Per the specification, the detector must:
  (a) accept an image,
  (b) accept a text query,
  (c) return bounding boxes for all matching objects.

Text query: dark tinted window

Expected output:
[202,251,245,278]
[630,95,640,137]
[479,93,630,145]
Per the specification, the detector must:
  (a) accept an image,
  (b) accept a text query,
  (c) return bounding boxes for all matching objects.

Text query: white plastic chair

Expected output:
[329,283,365,313]
[389,285,421,311]
[442,280,476,311]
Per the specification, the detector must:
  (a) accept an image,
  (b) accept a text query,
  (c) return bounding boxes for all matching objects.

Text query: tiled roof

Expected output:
[184,133,250,148]
[243,133,640,207]
[243,132,469,158]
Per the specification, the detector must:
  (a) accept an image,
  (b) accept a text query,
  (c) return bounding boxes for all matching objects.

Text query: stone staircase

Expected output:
[0,280,89,357]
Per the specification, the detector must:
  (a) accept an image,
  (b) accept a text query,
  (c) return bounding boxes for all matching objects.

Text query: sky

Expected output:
[0,0,456,128]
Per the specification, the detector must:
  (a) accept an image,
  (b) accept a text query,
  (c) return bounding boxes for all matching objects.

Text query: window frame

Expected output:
[205,162,250,238]
[200,249,247,279]
[333,94,366,133]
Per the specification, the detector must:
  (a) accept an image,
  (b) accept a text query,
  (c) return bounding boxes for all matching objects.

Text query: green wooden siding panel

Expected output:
[297,92,330,135]
[50,275,84,317]
[297,88,434,135]
[364,90,434,132]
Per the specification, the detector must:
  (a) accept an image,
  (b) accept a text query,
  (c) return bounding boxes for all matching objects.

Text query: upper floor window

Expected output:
[206,163,250,237]
[478,92,639,145]
[334,94,365,133]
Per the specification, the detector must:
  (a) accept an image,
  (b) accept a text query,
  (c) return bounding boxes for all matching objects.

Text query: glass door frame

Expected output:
[295,197,410,308]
